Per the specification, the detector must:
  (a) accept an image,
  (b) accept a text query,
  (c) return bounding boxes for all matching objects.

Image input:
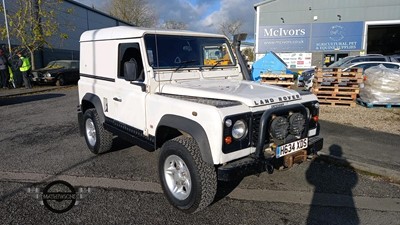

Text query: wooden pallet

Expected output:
[314,77,363,83]
[356,98,400,108]
[312,86,360,94]
[314,81,360,88]
[260,74,294,88]
[315,67,363,79]
[316,92,357,100]
[315,67,363,73]
[315,72,363,78]
[312,68,362,107]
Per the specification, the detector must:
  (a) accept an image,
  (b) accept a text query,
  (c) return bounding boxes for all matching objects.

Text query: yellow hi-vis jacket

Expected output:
[19,57,31,72]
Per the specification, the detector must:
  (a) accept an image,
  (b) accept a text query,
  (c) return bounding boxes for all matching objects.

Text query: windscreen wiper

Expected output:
[175,60,197,71]
[211,60,224,70]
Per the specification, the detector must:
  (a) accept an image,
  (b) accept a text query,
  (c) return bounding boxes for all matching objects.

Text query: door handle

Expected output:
[113,97,122,102]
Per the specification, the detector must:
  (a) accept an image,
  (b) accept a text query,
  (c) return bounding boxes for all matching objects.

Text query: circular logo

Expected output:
[42,180,77,213]
[329,25,344,41]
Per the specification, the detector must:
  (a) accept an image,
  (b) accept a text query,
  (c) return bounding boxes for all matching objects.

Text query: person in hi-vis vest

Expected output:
[17,52,32,89]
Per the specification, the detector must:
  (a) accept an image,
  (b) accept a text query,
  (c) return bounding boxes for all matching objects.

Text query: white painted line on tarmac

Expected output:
[1,171,400,212]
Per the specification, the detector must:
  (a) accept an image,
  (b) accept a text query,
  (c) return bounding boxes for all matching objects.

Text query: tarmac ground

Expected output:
[1,84,399,184]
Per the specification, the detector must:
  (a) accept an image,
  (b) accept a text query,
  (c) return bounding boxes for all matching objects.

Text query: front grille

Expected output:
[251,109,308,147]
[251,112,264,147]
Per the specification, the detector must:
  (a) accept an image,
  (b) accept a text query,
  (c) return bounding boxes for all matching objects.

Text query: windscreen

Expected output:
[46,61,70,69]
[144,34,236,69]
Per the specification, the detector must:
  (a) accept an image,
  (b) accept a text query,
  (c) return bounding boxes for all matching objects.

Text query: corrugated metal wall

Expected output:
[257,0,400,25]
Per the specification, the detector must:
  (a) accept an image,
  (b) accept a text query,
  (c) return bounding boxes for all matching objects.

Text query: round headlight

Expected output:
[232,120,247,139]
[270,116,289,140]
[45,72,52,77]
[289,113,305,135]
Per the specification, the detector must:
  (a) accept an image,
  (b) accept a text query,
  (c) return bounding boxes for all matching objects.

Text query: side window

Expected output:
[368,57,385,61]
[360,63,379,70]
[383,63,399,69]
[350,58,363,63]
[203,44,233,66]
[118,43,144,81]
[71,62,78,69]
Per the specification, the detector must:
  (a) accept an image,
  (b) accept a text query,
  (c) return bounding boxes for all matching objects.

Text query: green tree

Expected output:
[242,47,254,62]
[0,0,71,69]
[108,0,156,27]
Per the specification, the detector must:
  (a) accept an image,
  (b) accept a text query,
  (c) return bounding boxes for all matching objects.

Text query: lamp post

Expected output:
[2,0,12,55]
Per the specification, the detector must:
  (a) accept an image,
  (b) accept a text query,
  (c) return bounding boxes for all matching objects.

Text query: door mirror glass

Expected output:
[124,58,138,81]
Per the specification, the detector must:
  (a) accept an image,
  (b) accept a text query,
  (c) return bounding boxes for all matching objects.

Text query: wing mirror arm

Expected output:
[130,81,146,92]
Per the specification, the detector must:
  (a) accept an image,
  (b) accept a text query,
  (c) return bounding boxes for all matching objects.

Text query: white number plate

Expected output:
[276,138,308,158]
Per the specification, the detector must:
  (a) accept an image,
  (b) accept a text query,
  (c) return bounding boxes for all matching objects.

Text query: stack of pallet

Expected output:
[312,67,363,107]
[260,73,295,89]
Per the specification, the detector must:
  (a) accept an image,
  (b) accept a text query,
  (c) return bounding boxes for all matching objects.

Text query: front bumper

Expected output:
[217,136,323,181]
[32,76,55,83]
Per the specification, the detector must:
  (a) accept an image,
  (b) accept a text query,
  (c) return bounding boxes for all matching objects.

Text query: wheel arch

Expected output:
[157,115,214,165]
[81,93,106,124]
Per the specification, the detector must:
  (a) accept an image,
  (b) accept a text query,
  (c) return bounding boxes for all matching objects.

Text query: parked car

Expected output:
[342,61,400,72]
[299,61,400,90]
[32,60,79,86]
[328,54,398,68]
[298,55,399,89]
[389,54,400,62]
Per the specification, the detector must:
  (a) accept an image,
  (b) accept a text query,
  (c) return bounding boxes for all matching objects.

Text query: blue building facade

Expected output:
[254,0,400,69]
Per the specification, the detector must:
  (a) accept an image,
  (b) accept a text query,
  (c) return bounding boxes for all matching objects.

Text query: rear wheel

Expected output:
[159,136,217,213]
[83,109,113,154]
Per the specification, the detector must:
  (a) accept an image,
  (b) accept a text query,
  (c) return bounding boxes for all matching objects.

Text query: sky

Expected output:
[74,0,261,41]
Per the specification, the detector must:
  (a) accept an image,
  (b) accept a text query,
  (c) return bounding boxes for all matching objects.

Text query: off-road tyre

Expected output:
[159,136,217,213]
[83,109,113,154]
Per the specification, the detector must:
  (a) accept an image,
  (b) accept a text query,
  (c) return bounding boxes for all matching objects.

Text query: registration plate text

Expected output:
[276,138,308,158]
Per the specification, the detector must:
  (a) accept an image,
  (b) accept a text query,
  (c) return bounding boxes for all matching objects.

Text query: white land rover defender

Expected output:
[77,26,323,213]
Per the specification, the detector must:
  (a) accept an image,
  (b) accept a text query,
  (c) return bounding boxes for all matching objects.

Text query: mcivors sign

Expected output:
[263,27,307,37]
[257,24,311,52]
[257,22,364,53]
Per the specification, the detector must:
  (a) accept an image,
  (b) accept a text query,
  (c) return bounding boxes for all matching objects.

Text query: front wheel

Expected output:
[159,136,217,213]
[55,75,65,86]
[83,109,113,154]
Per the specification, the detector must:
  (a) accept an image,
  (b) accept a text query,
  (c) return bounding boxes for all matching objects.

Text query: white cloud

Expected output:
[75,0,259,41]
[149,0,259,40]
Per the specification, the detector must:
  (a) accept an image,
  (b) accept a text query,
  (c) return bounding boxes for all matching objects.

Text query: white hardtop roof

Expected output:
[80,26,227,42]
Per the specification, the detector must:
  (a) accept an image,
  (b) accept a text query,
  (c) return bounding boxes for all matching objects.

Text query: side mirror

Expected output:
[124,58,138,81]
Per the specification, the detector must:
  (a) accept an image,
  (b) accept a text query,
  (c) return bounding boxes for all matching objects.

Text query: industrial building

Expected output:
[0,0,130,68]
[254,0,400,70]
